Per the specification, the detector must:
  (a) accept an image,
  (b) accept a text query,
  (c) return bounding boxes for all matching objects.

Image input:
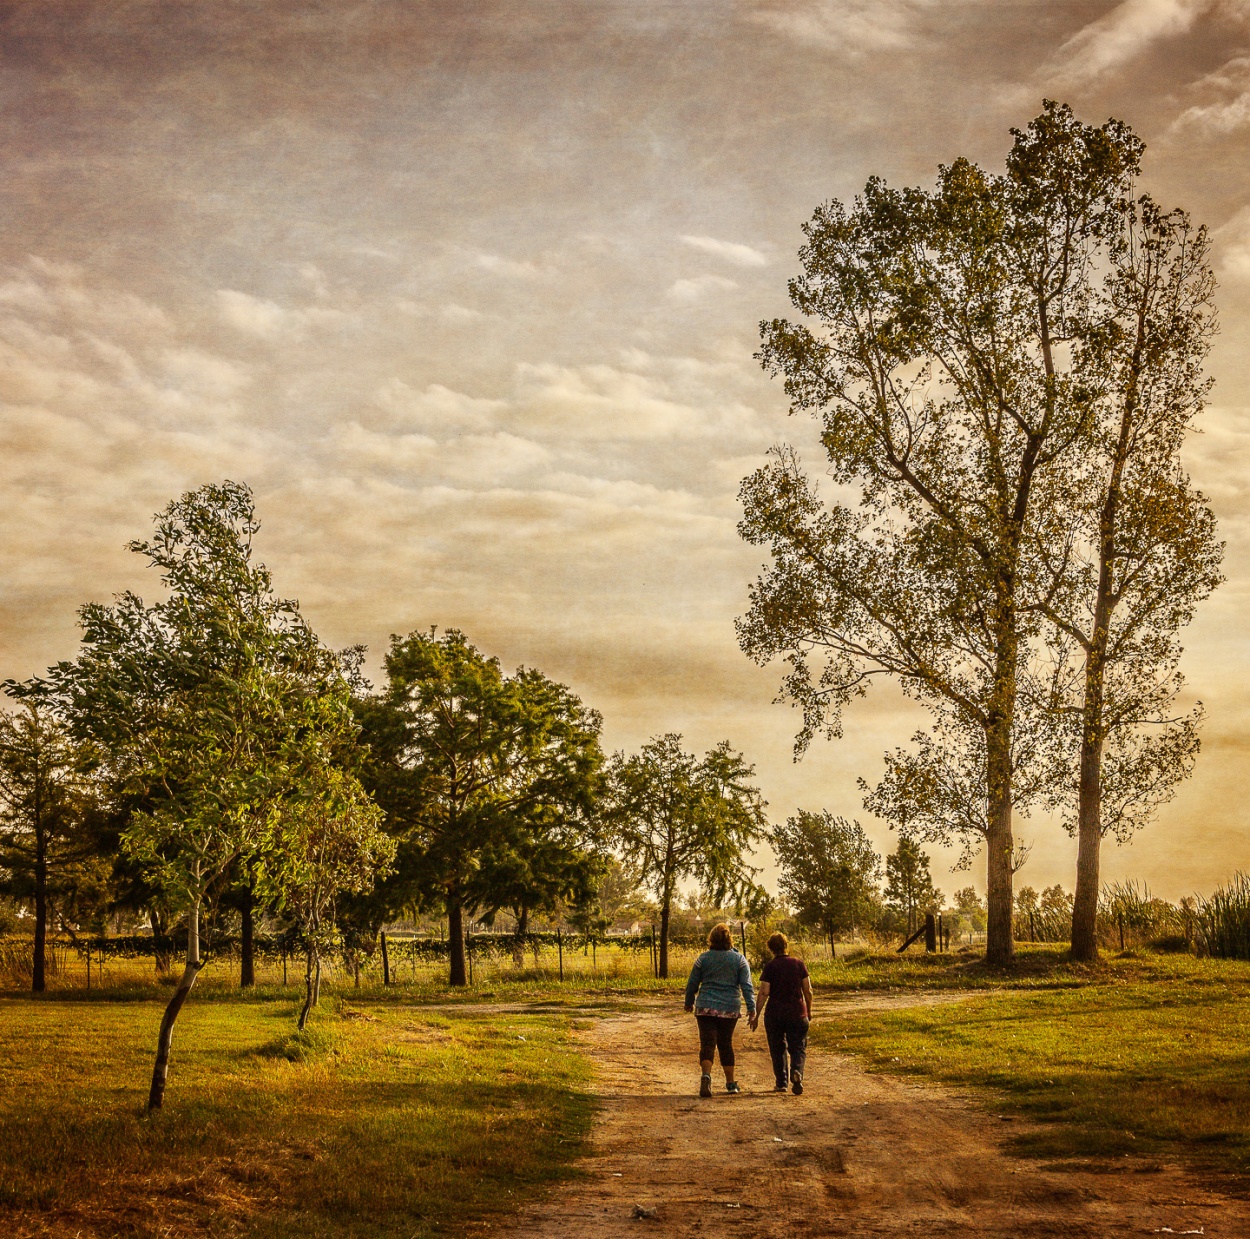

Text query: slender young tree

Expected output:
[270,765,393,1030]
[884,838,941,935]
[49,481,371,1107]
[0,693,101,992]
[1034,198,1222,959]
[740,103,1142,962]
[772,810,880,954]
[608,734,766,978]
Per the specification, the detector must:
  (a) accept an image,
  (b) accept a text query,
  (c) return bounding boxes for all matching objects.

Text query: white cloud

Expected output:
[216,289,347,341]
[370,379,504,433]
[475,252,545,279]
[667,274,738,303]
[440,302,484,323]
[748,0,934,56]
[679,235,768,268]
[1170,54,1250,134]
[1050,0,1209,85]
[1214,205,1250,281]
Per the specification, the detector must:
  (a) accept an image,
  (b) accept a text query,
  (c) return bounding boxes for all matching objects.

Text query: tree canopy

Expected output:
[772,810,880,952]
[357,628,605,986]
[609,733,767,978]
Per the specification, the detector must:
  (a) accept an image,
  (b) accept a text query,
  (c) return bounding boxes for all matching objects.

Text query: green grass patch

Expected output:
[0,991,594,1237]
[813,955,1250,1175]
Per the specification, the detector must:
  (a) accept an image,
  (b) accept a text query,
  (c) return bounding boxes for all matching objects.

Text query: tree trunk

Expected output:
[447,895,467,986]
[33,828,47,994]
[151,908,171,974]
[984,719,1016,966]
[1065,720,1105,965]
[148,899,202,1110]
[240,881,255,987]
[298,943,319,1030]
[512,904,528,966]
[658,899,670,979]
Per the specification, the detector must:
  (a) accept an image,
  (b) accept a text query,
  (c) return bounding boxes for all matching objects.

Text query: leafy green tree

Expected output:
[738,103,1143,963]
[608,733,766,978]
[884,838,941,935]
[953,885,987,932]
[0,692,104,991]
[772,811,880,954]
[48,481,375,1107]
[359,629,605,986]
[1034,196,1222,960]
[270,765,393,1029]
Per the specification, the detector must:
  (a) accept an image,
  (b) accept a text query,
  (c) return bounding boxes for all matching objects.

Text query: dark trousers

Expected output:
[695,1014,738,1068]
[765,1009,808,1085]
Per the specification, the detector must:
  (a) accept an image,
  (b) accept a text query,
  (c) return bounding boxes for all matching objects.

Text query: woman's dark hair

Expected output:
[707,922,734,951]
[767,932,788,957]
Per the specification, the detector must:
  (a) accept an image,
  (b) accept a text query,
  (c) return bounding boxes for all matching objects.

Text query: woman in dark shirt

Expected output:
[750,932,812,1094]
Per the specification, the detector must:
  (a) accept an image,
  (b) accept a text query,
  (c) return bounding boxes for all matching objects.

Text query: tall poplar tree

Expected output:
[739,103,1141,962]
[1036,196,1222,959]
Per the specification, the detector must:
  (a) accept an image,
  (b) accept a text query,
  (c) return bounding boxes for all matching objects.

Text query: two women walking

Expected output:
[684,925,811,1097]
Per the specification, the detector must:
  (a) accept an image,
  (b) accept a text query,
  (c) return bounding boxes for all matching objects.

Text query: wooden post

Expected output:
[1029,910,1036,943]
[282,949,287,986]
[467,931,473,985]
[924,912,937,953]
[381,931,391,986]
[557,928,564,981]
[1118,911,1125,951]
[591,938,596,971]
[412,939,417,980]
[739,921,747,956]
[650,924,656,978]
[86,943,91,992]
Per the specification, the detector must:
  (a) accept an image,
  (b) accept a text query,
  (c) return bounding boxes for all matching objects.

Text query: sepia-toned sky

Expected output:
[2,0,1249,900]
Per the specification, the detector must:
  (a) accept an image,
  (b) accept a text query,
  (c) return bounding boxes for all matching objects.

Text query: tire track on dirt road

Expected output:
[504,998,1248,1237]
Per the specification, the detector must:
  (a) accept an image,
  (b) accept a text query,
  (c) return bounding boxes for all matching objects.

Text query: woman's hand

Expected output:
[685,1004,694,1014]
[748,1012,758,1031]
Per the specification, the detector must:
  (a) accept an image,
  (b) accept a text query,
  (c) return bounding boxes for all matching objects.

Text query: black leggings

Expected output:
[696,1014,738,1068]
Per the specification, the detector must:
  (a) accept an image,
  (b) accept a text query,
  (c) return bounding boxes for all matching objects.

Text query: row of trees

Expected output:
[0,482,773,1103]
[739,101,1222,962]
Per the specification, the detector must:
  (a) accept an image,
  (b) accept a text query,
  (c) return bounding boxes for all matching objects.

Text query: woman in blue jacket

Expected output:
[684,922,756,1097]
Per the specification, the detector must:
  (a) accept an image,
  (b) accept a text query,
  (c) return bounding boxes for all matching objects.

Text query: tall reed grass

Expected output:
[1193,872,1250,960]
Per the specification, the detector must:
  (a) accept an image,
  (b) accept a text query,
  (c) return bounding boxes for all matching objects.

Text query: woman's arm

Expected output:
[750,980,770,1030]
[801,975,813,1020]
[739,954,756,1018]
[684,958,703,1012]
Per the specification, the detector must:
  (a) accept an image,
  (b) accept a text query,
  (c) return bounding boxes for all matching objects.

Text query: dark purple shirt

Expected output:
[761,954,809,1018]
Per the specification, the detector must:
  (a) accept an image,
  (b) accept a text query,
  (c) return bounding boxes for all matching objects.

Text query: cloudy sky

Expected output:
[3,0,1249,900]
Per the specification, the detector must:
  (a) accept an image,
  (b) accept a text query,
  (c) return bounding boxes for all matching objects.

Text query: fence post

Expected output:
[467,931,473,985]
[739,921,747,956]
[924,912,937,953]
[1029,910,1036,943]
[557,928,564,981]
[591,938,596,971]
[282,949,287,986]
[1118,911,1125,951]
[381,931,391,986]
[650,924,656,978]
[86,943,91,993]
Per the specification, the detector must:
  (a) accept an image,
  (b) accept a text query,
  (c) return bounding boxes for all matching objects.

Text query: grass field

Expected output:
[0,989,594,1238]
[5,941,1250,1236]
[811,947,1250,1177]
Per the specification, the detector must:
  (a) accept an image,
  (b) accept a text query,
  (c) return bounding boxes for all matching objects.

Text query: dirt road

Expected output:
[507,1000,1248,1237]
